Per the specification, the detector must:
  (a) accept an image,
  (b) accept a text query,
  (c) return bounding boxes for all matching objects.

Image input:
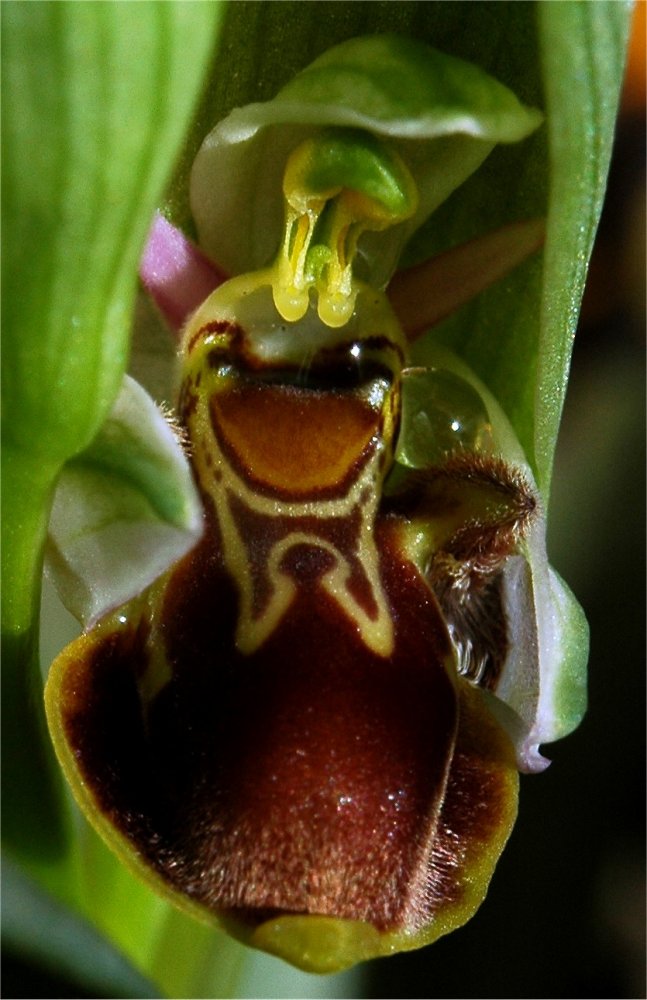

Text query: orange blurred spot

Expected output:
[622,0,646,114]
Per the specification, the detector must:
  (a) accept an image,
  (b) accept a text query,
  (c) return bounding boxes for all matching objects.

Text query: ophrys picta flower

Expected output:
[44,36,588,972]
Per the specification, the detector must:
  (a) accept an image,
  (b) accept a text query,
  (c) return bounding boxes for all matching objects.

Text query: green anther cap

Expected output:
[273,129,418,328]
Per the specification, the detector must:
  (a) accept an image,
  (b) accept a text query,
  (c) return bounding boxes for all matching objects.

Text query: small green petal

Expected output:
[46,376,202,627]
[538,567,589,743]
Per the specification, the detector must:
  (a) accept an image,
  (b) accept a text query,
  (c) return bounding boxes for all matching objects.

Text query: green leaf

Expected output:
[1,2,227,997]
[46,376,202,627]
[534,0,632,498]
[1,0,222,772]
[1,628,70,868]
[2,1,222,466]
[68,824,247,1000]
[2,856,161,1000]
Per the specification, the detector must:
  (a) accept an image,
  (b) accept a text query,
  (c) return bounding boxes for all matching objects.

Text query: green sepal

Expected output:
[190,34,542,289]
[45,376,203,628]
[539,568,589,742]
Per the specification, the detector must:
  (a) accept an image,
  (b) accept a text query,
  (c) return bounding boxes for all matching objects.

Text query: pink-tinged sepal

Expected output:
[139,212,226,334]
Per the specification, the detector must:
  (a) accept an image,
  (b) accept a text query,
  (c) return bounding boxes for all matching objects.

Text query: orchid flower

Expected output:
[3,6,631,998]
[44,35,586,973]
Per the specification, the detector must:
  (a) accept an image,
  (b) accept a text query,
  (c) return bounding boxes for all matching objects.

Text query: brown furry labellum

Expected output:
[46,277,535,972]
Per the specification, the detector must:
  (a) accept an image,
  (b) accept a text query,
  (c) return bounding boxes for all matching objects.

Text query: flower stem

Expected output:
[2,446,68,863]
